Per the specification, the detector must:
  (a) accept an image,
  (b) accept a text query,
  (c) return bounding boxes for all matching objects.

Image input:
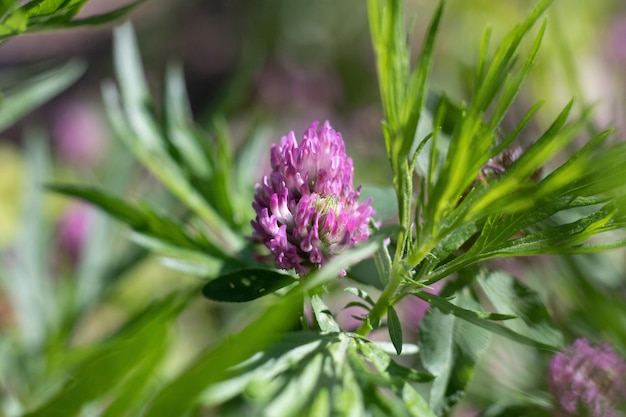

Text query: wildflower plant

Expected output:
[3,0,625,416]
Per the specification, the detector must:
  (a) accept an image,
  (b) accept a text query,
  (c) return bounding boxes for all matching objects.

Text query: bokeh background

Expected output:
[1,0,626,415]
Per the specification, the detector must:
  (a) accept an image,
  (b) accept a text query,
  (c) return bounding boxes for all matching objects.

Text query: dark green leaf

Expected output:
[0,0,13,17]
[202,268,296,302]
[387,305,403,355]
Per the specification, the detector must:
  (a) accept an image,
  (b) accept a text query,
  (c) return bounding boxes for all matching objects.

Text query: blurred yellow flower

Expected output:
[0,145,25,246]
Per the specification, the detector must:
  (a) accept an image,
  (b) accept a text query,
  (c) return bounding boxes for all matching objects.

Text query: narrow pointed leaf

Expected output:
[311,294,341,333]
[387,305,403,355]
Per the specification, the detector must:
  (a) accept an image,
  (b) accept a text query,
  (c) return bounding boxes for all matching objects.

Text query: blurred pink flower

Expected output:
[399,281,444,339]
[56,202,94,264]
[549,338,626,417]
[51,100,107,168]
[606,16,626,64]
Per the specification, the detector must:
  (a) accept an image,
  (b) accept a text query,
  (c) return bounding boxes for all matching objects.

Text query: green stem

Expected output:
[356,261,404,335]
[356,137,415,336]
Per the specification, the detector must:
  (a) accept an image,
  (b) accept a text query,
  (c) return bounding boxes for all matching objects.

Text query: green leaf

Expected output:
[46,183,230,260]
[201,332,333,407]
[0,60,84,132]
[418,284,491,415]
[203,331,432,416]
[163,63,212,180]
[59,0,146,27]
[129,232,222,277]
[353,337,435,416]
[0,135,55,349]
[415,289,559,351]
[344,287,375,306]
[476,270,563,348]
[387,305,403,355]
[23,292,187,417]
[105,22,244,254]
[355,336,434,385]
[202,268,297,302]
[399,0,444,159]
[310,294,341,333]
[0,0,14,17]
[142,294,302,417]
[203,117,238,227]
[98,338,168,417]
[419,0,553,252]
[1,0,146,37]
[20,0,68,16]
[262,353,326,417]
[0,8,27,35]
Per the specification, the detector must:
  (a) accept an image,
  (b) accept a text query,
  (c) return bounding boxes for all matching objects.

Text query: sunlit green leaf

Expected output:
[23,293,187,417]
[143,294,301,417]
[311,294,341,333]
[0,8,27,35]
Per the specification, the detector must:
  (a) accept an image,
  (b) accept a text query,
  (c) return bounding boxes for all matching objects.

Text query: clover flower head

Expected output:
[251,121,374,276]
[548,338,626,417]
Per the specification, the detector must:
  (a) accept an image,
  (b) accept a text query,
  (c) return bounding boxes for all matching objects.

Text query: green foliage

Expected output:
[387,305,403,354]
[0,0,147,41]
[103,23,246,257]
[0,61,85,132]
[476,271,563,348]
[419,283,492,415]
[47,183,232,261]
[199,332,433,417]
[23,293,186,417]
[203,269,297,303]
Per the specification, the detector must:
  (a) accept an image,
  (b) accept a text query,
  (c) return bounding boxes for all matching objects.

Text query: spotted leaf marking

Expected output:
[202,268,297,302]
